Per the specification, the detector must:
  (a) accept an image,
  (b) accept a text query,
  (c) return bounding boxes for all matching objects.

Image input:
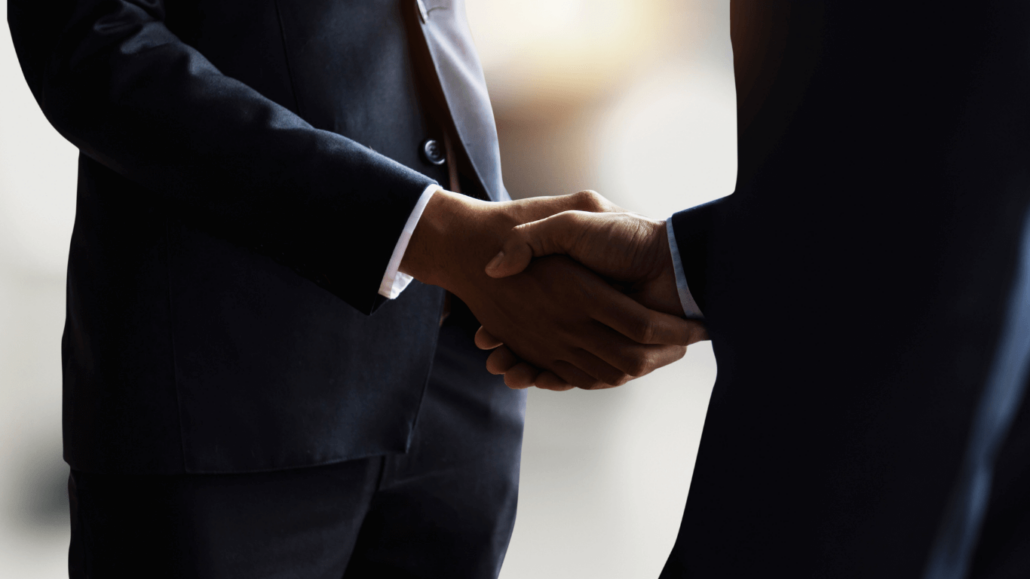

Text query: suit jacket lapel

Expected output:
[415,0,509,202]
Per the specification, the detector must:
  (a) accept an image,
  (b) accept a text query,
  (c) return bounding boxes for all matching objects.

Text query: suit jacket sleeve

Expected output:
[670,197,727,316]
[7,0,436,314]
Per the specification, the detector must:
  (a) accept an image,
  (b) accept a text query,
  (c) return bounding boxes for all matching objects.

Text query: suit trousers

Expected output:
[67,321,527,579]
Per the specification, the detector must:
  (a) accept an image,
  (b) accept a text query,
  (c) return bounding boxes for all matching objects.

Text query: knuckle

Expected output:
[511,226,533,248]
[553,211,576,228]
[668,346,688,364]
[603,368,629,386]
[635,317,658,344]
[627,356,650,378]
[573,190,605,212]
[574,375,603,389]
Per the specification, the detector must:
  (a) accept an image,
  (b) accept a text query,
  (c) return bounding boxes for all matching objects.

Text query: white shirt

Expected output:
[378,184,442,299]
[666,218,705,319]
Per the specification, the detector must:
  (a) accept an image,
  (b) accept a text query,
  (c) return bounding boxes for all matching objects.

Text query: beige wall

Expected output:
[0,2,734,577]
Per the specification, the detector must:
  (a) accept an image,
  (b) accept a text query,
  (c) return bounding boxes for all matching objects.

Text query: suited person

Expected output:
[6,0,700,576]
[481,1,1030,577]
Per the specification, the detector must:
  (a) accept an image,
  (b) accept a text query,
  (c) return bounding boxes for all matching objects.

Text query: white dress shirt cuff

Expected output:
[378,185,442,299]
[666,218,705,319]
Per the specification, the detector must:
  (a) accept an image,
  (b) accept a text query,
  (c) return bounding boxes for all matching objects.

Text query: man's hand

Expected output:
[476,210,709,390]
[400,191,700,389]
[487,211,685,316]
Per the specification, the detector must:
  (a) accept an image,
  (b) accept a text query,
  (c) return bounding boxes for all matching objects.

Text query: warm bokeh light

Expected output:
[595,62,736,217]
[468,0,684,107]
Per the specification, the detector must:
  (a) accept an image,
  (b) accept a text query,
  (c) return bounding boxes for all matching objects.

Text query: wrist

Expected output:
[400,190,504,291]
[627,220,687,318]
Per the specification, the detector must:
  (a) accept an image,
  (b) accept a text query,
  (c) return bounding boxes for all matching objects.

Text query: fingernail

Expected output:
[485,251,504,273]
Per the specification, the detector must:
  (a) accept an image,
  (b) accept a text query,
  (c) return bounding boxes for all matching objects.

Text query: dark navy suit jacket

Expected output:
[666,3,1030,577]
[8,0,504,474]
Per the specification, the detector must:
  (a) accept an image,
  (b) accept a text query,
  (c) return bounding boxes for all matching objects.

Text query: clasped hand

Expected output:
[400,190,707,392]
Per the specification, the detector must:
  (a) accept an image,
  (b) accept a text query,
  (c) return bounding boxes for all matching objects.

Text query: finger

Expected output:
[612,344,687,378]
[549,360,606,390]
[593,293,709,346]
[475,326,504,350]
[647,345,689,374]
[553,345,642,389]
[486,346,519,375]
[592,337,689,378]
[571,347,634,387]
[577,321,691,378]
[485,212,584,278]
[504,362,542,389]
[535,371,574,391]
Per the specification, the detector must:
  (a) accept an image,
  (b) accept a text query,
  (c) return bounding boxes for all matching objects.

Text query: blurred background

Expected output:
[0,1,735,577]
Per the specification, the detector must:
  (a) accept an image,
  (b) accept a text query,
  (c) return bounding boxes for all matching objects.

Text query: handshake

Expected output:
[401,189,709,391]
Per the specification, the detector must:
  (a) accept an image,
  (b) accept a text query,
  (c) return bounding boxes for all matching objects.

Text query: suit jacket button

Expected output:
[422,139,446,165]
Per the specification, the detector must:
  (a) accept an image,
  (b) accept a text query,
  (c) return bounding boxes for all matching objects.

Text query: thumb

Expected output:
[484,236,534,278]
[484,212,579,278]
